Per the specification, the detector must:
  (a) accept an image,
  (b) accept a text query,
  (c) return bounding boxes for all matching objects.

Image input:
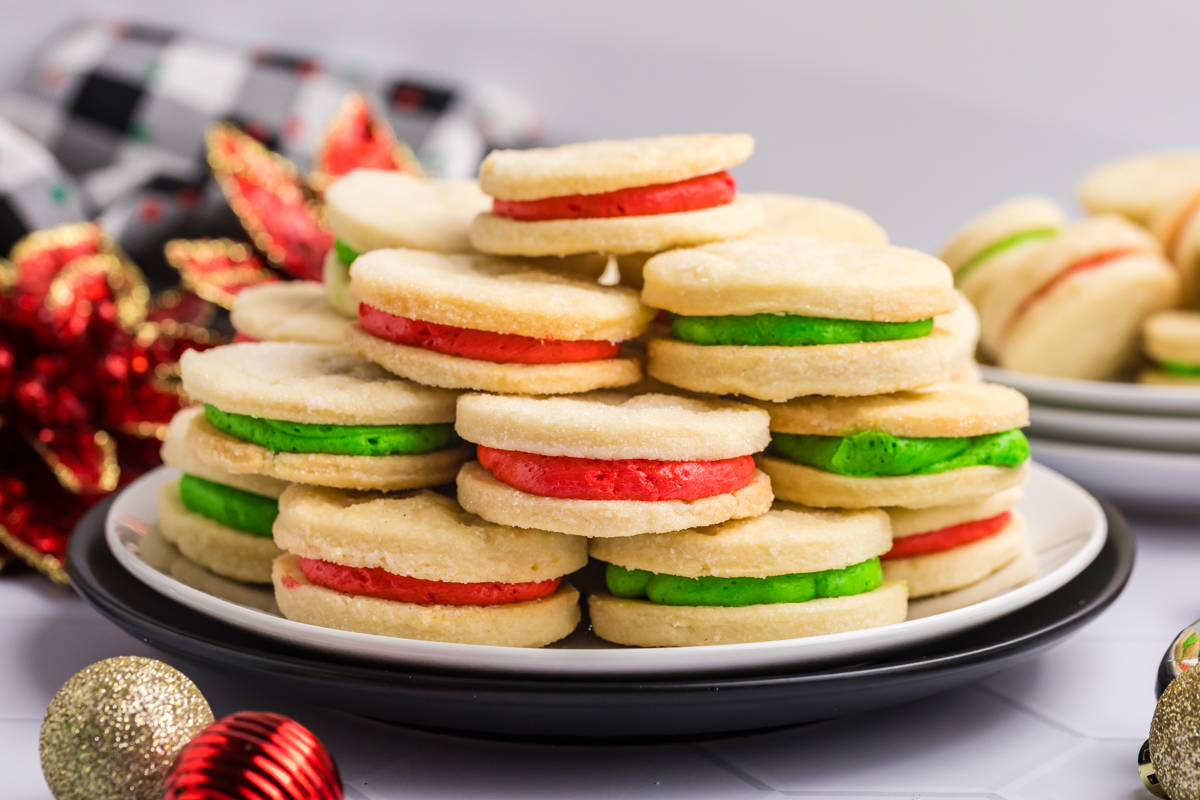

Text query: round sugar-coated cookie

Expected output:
[470,196,764,257]
[883,512,1025,597]
[160,407,289,499]
[323,250,358,317]
[157,480,282,583]
[455,391,770,461]
[588,580,906,647]
[351,248,653,341]
[749,193,887,244]
[1079,152,1200,225]
[186,413,472,491]
[759,382,1028,439]
[273,484,586,583]
[479,134,755,201]
[230,282,347,344]
[181,342,460,425]
[646,330,956,402]
[324,171,490,253]
[642,237,956,321]
[1143,310,1200,365]
[1152,185,1200,307]
[344,324,643,395]
[457,461,773,538]
[757,456,1029,510]
[273,554,580,647]
[906,548,1038,618]
[590,503,889,578]
[886,486,1023,538]
[936,291,981,379]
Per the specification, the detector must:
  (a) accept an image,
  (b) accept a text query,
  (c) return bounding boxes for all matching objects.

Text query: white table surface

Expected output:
[1,513,1188,800]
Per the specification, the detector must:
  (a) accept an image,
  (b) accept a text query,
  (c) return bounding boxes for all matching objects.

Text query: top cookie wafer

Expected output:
[758,383,1029,438]
[642,237,956,320]
[456,391,770,461]
[1079,152,1200,225]
[1144,310,1200,364]
[750,194,887,245]
[180,342,459,425]
[939,197,1065,274]
[324,171,490,253]
[479,134,754,200]
[230,282,347,344]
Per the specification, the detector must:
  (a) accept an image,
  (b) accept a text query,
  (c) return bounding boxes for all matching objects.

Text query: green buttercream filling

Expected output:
[671,313,933,346]
[771,429,1029,477]
[1160,360,1200,377]
[606,559,882,607]
[334,238,361,267]
[178,474,278,537]
[204,404,458,456]
[955,227,1058,285]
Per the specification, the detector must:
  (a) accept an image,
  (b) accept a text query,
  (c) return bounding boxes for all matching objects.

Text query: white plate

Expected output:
[1029,437,1200,510]
[1029,404,1200,453]
[106,464,1106,678]
[981,365,1200,416]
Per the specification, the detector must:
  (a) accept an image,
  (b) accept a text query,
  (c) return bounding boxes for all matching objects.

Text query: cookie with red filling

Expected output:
[344,248,655,394]
[272,484,587,647]
[454,392,774,537]
[470,134,764,257]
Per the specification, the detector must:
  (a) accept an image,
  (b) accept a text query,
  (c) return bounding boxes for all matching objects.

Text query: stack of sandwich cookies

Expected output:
[977,215,1179,379]
[344,249,654,394]
[454,392,773,537]
[272,485,586,646]
[470,134,763,257]
[1079,151,1200,226]
[642,237,958,401]
[1141,310,1200,385]
[180,342,470,490]
[588,505,906,647]
[323,170,491,315]
[158,407,287,584]
[231,282,348,345]
[756,383,1030,510]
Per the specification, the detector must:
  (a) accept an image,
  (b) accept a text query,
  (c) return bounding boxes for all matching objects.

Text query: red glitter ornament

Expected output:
[163,711,343,800]
[309,91,422,193]
[164,238,280,310]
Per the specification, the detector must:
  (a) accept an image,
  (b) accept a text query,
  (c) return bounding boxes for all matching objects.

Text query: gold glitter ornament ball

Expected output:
[1151,663,1200,800]
[40,656,214,800]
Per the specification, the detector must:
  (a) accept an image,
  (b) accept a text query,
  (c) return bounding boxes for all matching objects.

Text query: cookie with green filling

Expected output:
[1141,310,1200,385]
[755,383,1031,509]
[587,503,906,647]
[180,341,470,490]
[641,237,959,400]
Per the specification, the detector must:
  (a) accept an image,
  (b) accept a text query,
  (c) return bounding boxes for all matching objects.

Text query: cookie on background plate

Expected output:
[158,407,288,584]
[977,215,1179,380]
[642,237,958,401]
[588,504,905,647]
[1150,182,1200,307]
[471,134,763,257]
[230,282,348,345]
[454,392,773,537]
[322,170,492,315]
[272,484,586,647]
[1079,151,1200,226]
[935,290,982,383]
[180,342,470,491]
[1141,310,1200,385]
[755,383,1030,510]
[345,248,654,394]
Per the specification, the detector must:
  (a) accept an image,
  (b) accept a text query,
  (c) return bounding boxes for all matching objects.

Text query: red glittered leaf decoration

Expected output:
[310,91,422,192]
[21,425,119,495]
[164,238,279,310]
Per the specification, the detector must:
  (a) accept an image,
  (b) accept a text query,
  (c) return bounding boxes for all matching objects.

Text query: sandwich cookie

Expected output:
[272,485,586,647]
[588,504,906,647]
[1079,151,1200,226]
[344,249,654,394]
[471,134,764,257]
[230,282,348,345]
[158,407,287,584]
[642,237,958,401]
[1141,310,1200,385]
[1150,182,1200,306]
[939,197,1064,311]
[180,342,469,490]
[936,291,982,382]
[454,392,773,537]
[977,215,1179,380]
[323,170,491,315]
[756,383,1030,509]
[882,486,1026,598]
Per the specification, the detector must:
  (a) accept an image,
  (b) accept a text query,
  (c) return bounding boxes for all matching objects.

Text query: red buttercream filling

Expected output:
[296,557,562,605]
[882,512,1011,560]
[477,445,755,501]
[493,171,736,221]
[1006,249,1140,336]
[359,303,620,364]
